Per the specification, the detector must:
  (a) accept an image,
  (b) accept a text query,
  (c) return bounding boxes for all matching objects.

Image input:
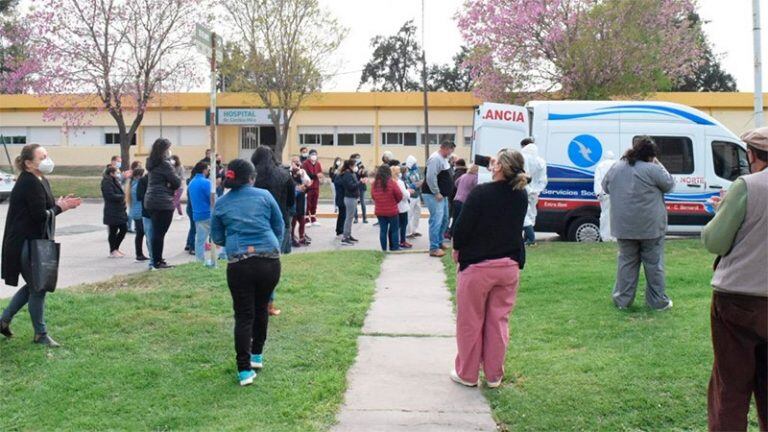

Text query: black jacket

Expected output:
[136,175,150,219]
[101,174,128,226]
[253,152,295,228]
[144,158,181,211]
[452,181,527,271]
[1,171,62,286]
[340,171,360,198]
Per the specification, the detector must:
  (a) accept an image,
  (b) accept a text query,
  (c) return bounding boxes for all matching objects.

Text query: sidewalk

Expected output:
[332,253,497,432]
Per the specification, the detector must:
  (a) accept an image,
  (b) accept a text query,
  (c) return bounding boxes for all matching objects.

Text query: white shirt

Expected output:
[593,158,617,195]
[396,179,410,213]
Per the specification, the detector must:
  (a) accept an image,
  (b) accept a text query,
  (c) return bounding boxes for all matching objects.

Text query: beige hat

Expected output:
[740,127,768,151]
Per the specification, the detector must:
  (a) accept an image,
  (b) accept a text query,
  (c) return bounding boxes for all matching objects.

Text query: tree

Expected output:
[428,46,473,92]
[358,20,422,91]
[457,0,703,101]
[673,13,736,92]
[0,0,38,94]
[222,0,346,161]
[24,0,208,168]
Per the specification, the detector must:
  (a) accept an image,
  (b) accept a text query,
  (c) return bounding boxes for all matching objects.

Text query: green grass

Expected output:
[443,239,760,431]
[0,251,383,431]
[49,176,103,198]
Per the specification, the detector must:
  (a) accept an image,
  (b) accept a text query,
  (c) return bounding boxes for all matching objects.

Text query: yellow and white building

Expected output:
[0,92,766,168]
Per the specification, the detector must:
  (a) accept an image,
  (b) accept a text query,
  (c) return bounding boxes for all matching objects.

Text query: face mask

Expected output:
[353,166,359,173]
[115,162,122,169]
[38,157,55,175]
[335,161,341,167]
[301,152,309,158]
[310,155,318,162]
[170,160,176,166]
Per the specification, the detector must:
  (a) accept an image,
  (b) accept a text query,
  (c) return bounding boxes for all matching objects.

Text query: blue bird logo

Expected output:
[568,134,603,168]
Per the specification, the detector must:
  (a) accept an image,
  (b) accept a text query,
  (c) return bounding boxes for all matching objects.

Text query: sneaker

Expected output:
[486,377,503,389]
[187,250,195,256]
[0,320,13,338]
[292,239,301,248]
[154,262,175,270]
[439,243,449,250]
[348,236,360,242]
[399,242,413,249]
[135,255,149,262]
[33,333,60,348]
[429,249,446,258]
[341,237,354,246]
[251,354,263,369]
[353,219,359,224]
[108,251,124,259]
[312,221,322,227]
[657,300,673,311]
[237,370,256,386]
[406,233,417,239]
[450,369,477,387]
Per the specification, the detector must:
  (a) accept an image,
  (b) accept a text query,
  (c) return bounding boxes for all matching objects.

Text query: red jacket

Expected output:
[372,178,404,217]
[302,159,323,190]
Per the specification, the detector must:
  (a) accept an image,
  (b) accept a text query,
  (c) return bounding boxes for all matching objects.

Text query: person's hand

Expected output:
[407,188,415,195]
[435,193,444,202]
[124,170,133,179]
[57,195,82,212]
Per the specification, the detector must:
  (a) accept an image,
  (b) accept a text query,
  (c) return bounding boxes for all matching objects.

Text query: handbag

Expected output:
[23,209,60,293]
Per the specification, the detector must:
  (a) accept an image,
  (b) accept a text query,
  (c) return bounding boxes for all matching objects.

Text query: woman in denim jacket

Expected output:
[211,159,284,387]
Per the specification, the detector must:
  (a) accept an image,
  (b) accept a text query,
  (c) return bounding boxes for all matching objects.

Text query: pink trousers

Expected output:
[455,257,519,383]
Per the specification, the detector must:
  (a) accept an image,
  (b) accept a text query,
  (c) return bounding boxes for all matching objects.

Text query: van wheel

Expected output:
[567,217,601,242]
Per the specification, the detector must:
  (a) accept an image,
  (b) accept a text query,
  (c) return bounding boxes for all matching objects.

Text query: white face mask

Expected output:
[353,166,359,173]
[310,155,318,162]
[335,160,341,167]
[301,152,309,158]
[38,157,55,175]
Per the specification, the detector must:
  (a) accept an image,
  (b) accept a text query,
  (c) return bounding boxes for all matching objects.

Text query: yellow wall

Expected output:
[1,91,766,167]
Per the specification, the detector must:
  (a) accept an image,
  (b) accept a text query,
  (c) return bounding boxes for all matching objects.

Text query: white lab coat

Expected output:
[521,144,548,227]
[593,155,617,242]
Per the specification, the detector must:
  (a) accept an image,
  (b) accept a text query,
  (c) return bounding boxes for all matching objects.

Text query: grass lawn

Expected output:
[0,251,383,431]
[50,176,103,198]
[443,239,761,431]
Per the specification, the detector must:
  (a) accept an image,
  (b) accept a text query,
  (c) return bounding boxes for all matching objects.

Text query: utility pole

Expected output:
[421,0,430,166]
[754,0,764,127]
[207,31,219,267]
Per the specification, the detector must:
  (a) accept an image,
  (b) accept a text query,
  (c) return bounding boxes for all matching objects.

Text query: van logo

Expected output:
[568,134,602,168]
[482,109,525,122]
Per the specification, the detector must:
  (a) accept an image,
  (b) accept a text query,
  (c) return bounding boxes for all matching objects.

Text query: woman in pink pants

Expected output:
[451,149,529,388]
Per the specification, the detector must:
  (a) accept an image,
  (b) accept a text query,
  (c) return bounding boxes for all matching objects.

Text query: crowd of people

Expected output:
[1,126,765,431]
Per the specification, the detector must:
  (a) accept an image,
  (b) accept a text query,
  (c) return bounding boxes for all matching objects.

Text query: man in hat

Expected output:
[702,126,768,432]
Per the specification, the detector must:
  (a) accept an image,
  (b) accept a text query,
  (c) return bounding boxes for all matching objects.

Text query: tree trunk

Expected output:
[118,125,131,171]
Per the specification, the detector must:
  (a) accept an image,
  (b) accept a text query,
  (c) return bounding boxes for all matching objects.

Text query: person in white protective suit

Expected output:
[520,138,548,245]
[593,151,617,242]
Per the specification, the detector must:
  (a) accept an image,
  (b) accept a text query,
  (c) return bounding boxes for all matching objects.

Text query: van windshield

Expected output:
[712,141,749,182]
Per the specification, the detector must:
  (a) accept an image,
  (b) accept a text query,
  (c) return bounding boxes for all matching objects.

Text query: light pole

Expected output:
[753,0,764,127]
[421,0,430,166]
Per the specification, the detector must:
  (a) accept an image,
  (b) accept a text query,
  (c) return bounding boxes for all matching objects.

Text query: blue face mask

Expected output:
[115,162,122,169]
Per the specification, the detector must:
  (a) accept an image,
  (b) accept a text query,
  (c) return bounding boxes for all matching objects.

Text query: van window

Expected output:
[635,136,694,174]
[712,141,749,181]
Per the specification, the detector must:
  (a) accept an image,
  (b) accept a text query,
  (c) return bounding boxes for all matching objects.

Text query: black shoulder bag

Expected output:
[22,209,61,293]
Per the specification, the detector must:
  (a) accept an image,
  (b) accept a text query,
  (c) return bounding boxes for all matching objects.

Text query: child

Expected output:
[371,164,404,252]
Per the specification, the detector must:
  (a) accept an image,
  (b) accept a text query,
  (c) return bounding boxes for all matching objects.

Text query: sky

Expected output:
[319,0,767,92]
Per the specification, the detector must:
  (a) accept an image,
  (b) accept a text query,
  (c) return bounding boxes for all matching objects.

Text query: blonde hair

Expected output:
[390,165,401,177]
[496,149,529,190]
[468,164,479,175]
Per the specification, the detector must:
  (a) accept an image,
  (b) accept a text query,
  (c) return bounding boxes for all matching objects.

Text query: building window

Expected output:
[1,135,26,144]
[463,127,473,146]
[241,127,259,150]
[104,133,136,146]
[355,133,372,145]
[382,132,417,146]
[421,133,455,146]
[712,141,749,181]
[338,134,354,146]
[321,134,334,146]
[636,136,693,174]
[299,133,333,146]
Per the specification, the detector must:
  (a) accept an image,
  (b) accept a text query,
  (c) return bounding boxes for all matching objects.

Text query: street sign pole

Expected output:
[207,31,219,267]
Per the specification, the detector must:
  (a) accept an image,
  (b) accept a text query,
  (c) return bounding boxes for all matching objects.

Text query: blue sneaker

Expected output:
[251,354,263,369]
[237,370,256,386]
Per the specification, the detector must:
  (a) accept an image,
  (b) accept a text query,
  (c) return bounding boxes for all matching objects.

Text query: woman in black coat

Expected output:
[101,165,129,257]
[1,144,81,346]
[143,138,181,270]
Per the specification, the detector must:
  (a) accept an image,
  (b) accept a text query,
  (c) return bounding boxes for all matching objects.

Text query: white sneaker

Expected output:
[450,369,477,387]
[657,300,673,311]
[312,221,322,227]
[486,378,503,389]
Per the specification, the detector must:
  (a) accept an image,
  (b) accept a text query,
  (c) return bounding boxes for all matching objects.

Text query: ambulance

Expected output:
[470,101,750,242]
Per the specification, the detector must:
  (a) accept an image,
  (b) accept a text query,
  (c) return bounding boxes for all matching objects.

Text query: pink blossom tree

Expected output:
[19,0,210,167]
[457,0,703,102]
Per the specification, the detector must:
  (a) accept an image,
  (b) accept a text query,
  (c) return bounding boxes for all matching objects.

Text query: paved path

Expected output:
[332,253,497,432]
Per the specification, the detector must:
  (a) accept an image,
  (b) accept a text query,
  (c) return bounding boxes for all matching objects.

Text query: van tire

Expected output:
[566,216,601,243]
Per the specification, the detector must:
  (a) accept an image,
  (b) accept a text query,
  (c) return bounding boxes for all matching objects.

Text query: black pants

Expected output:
[107,223,128,253]
[149,209,174,266]
[336,198,346,236]
[708,291,767,431]
[134,218,145,257]
[227,256,281,371]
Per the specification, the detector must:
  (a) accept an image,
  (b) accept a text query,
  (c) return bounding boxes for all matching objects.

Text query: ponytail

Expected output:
[15,143,41,172]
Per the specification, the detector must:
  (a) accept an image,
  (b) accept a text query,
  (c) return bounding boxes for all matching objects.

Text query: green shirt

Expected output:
[701,178,748,256]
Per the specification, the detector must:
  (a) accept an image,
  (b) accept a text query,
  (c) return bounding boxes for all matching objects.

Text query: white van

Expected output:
[471,101,749,242]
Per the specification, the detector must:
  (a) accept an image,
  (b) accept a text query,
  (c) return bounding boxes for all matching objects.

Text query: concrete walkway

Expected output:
[332,253,497,432]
